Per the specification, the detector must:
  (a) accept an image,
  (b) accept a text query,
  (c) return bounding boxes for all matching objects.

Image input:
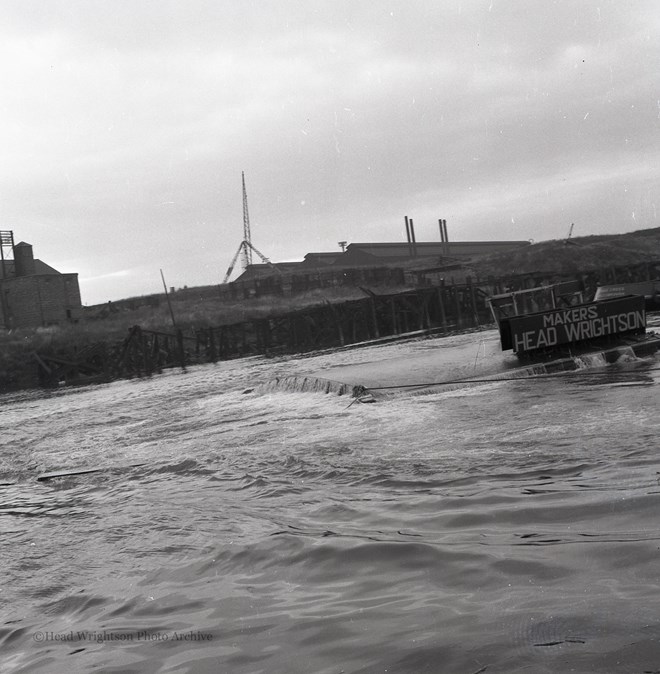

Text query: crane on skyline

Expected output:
[564,222,580,246]
[241,171,253,269]
[222,172,280,284]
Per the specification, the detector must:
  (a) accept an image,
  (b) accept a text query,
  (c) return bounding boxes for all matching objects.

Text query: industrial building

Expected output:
[227,175,531,285]
[0,231,82,329]
[334,240,531,266]
[235,238,531,282]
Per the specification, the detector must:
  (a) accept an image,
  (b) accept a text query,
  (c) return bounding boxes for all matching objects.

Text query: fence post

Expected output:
[208,328,217,363]
[468,278,479,326]
[152,335,163,373]
[454,285,463,328]
[176,329,186,371]
[370,297,380,338]
[437,284,448,332]
[324,301,345,346]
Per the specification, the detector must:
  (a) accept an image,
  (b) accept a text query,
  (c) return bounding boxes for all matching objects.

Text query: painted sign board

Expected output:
[499,295,646,354]
[594,280,660,303]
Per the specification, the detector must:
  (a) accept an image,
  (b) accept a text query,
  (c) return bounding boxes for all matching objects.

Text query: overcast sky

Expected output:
[1,1,658,304]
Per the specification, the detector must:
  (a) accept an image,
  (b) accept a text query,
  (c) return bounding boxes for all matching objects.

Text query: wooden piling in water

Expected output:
[370,297,380,339]
[437,284,448,332]
[468,278,479,326]
[452,286,461,328]
[423,294,431,330]
[176,329,186,371]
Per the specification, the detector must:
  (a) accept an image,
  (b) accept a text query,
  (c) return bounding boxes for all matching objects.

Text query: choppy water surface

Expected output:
[2,330,660,673]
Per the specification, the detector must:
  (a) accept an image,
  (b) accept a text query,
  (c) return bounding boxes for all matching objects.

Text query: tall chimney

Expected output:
[405,216,414,258]
[409,218,417,257]
[439,219,445,243]
[14,242,35,277]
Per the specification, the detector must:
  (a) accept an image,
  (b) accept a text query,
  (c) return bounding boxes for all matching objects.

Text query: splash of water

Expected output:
[258,375,359,396]
[572,352,608,369]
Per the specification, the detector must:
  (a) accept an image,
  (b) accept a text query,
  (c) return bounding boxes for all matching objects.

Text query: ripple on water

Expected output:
[1,346,660,672]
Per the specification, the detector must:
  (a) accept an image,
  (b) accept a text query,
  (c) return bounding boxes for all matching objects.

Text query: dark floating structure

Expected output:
[488,282,656,359]
[594,279,660,311]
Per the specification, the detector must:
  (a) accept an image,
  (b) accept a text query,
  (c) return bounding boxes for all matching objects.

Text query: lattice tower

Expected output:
[241,172,253,269]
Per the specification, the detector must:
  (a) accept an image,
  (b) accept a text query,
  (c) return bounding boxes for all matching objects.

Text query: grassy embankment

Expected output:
[0,286,384,388]
[473,226,660,277]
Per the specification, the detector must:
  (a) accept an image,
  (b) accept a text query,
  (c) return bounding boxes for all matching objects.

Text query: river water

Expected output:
[1,328,660,673]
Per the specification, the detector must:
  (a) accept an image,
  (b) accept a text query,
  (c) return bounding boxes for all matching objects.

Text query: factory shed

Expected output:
[0,237,82,329]
[227,238,533,288]
[336,241,531,266]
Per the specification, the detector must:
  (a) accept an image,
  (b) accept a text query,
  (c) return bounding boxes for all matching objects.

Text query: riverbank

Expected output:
[0,283,492,393]
[5,227,660,393]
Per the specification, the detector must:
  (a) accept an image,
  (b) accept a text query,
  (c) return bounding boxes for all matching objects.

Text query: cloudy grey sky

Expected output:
[1,1,658,304]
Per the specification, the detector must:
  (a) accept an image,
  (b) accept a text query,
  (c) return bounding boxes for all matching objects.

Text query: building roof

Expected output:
[233,262,303,282]
[227,239,533,282]
[0,259,61,280]
[342,241,531,260]
[302,252,344,266]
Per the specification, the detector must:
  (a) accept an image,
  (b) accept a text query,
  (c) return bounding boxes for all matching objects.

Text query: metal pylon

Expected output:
[242,172,253,269]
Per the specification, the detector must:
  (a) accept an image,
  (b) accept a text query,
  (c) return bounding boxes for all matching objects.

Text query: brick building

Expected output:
[0,235,82,329]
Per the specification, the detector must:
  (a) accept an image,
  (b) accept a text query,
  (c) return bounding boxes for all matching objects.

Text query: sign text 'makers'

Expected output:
[506,295,646,354]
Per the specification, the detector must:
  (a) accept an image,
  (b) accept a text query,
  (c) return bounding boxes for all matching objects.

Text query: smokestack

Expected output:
[443,219,449,242]
[14,242,35,277]
[405,216,414,258]
[439,219,445,243]
[409,218,417,256]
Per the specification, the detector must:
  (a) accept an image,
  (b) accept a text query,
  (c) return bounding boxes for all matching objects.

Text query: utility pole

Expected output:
[160,269,177,328]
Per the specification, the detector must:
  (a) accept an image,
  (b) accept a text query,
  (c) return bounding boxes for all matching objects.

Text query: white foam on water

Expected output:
[257,375,357,396]
[572,352,608,369]
[614,345,639,363]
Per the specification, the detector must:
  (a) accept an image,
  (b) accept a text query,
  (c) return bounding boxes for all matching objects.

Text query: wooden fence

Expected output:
[31,282,490,387]
[192,282,490,360]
